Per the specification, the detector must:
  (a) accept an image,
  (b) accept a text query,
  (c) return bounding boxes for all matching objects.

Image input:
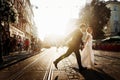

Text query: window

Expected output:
[114,21,119,32]
[113,6,118,11]
[114,14,118,21]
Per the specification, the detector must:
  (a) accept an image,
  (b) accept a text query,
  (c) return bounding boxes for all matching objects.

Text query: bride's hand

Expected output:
[80,45,84,50]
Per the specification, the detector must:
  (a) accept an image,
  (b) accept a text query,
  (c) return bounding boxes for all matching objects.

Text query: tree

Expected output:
[80,0,111,39]
[0,0,18,63]
[0,0,18,23]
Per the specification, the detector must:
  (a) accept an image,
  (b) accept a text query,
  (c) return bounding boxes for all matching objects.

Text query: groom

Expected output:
[53,24,87,71]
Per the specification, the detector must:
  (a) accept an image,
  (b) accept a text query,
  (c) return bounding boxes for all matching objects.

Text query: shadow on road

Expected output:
[72,67,115,80]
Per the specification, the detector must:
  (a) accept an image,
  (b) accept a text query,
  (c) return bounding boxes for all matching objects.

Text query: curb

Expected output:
[0,53,36,70]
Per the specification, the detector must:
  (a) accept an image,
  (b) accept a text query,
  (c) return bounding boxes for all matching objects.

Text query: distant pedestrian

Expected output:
[17,36,23,53]
[31,41,35,53]
[24,39,30,51]
[12,35,17,52]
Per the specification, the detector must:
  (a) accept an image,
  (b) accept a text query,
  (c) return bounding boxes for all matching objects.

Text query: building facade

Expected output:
[106,0,120,36]
[9,0,36,41]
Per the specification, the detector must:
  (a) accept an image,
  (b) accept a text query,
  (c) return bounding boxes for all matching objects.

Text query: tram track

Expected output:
[8,49,55,80]
[43,60,54,80]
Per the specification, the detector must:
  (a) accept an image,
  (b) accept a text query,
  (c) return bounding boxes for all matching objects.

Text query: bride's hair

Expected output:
[87,27,93,34]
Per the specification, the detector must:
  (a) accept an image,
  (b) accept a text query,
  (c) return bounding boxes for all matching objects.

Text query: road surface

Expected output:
[0,47,119,80]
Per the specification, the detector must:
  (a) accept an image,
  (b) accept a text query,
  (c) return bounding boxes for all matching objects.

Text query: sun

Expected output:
[30,0,90,41]
[36,13,68,41]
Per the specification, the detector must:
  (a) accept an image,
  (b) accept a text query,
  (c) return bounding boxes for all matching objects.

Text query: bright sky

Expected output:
[30,0,119,41]
[30,0,92,40]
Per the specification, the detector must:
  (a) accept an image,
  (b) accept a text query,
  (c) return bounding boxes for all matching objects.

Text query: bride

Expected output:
[81,27,94,69]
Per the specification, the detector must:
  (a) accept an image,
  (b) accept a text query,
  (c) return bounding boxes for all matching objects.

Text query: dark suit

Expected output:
[54,28,84,70]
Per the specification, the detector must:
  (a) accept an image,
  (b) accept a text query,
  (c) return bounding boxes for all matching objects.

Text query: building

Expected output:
[10,0,26,39]
[9,0,36,41]
[106,0,120,36]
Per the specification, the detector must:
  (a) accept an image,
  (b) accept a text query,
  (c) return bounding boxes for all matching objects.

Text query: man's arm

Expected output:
[80,31,84,50]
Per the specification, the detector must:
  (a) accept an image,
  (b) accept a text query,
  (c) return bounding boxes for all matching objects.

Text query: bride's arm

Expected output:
[84,35,90,46]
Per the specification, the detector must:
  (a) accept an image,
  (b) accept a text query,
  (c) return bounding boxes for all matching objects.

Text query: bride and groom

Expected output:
[53,24,94,72]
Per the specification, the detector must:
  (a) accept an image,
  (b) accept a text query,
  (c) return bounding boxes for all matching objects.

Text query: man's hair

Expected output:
[80,23,86,28]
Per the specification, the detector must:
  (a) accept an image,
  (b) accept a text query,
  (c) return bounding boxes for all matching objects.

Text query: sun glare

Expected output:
[30,0,89,41]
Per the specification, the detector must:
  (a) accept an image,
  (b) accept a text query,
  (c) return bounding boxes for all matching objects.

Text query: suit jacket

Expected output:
[66,28,83,49]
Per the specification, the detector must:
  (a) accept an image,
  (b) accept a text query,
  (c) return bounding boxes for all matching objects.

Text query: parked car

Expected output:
[93,36,120,52]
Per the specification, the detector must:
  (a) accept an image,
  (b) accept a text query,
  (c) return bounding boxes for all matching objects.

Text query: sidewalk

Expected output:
[52,49,119,80]
[0,51,37,70]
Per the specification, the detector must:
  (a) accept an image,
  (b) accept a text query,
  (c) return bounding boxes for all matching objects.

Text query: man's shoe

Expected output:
[53,61,58,69]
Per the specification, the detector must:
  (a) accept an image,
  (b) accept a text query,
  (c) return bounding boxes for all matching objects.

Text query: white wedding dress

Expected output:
[81,33,94,69]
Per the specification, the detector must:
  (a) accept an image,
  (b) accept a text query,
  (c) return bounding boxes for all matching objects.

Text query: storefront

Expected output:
[10,25,25,39]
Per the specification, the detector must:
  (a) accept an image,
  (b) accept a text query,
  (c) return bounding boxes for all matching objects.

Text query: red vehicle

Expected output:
[93,36,120,52]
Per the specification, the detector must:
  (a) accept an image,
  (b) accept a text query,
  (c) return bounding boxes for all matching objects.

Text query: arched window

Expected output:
[113,6,118,11]
[114,21,119,32]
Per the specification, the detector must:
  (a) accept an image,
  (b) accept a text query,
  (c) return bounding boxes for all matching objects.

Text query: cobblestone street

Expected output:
[94,50,120,80]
